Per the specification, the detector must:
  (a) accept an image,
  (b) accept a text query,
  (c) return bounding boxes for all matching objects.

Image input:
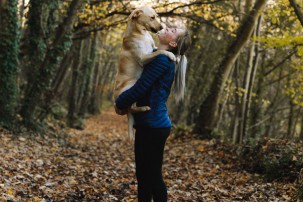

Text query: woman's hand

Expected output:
[114,103,128,115]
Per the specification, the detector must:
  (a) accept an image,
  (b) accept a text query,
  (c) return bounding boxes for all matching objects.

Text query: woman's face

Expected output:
[157,28,185,47]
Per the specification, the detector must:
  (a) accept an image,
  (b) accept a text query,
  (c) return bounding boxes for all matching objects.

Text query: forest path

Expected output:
[0,108,295,201]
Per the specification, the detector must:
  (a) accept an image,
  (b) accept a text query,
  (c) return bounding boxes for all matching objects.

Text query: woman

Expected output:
[115,27,192,202]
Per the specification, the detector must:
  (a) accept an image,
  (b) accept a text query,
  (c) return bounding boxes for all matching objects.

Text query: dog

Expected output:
[114,6,176,141]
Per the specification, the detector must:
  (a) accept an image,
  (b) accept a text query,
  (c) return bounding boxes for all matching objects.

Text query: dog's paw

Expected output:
[166,52,176,62]
[143,106,151,111]
[129,106,151,113]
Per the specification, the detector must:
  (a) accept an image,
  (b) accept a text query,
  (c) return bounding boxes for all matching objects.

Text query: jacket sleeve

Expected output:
[115,54,170,109]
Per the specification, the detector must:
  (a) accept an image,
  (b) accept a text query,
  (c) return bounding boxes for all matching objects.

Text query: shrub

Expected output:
[238,138,303,182]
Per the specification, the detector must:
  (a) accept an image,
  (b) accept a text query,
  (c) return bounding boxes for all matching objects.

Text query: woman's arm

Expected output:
[141,50,176,65]
[115,54,171,110]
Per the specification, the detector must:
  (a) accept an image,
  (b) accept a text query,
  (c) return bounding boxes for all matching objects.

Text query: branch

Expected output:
[73,0,230,37]
[73,18,127,40]
[264,49,296,76]
[53,0,85,46]
[289,0,303,27]
[155,0,226,14]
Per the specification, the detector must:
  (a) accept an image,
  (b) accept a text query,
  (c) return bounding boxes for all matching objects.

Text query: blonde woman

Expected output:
[115,27,192,202]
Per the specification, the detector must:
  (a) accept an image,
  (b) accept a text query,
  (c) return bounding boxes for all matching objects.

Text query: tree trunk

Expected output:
[231,0,243,143]
[76,37,92,113]
[232,60,241,144]
[52,48,73,96]
[286,101,295,139]
[20,0,54,89]
[0,0,19,127]
[289,0,303,27]
[264,61,284,138]
[37,45,74,121]
[237,29,256,144]
[20,0,84,128]
[292,107,301,138]
[106,62,117,100]
[289,0,303,138]
[250,51,266,138]
[286,63,295,139]
[78,33,98,117]
[88,58,101,114]
[238,15,262,144]
[193,0,267,136]
[216,62,235,132]
[244,15,262,140]
[67,39,83,128]
[95,60,111,111]
[87,42,114,114]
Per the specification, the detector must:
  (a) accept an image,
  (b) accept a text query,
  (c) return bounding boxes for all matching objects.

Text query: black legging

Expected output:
[134,126,171,202]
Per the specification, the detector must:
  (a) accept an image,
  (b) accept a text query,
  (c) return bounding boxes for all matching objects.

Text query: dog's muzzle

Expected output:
[151,27,159,33]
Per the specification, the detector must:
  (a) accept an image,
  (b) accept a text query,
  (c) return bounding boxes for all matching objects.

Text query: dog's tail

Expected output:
[173,55,187,103]
[127,113,135,141]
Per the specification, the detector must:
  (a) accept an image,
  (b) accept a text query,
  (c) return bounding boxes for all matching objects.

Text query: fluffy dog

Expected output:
[114,6,175,140]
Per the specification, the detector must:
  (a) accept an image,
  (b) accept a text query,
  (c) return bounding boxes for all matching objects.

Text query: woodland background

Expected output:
[1,0,303,201]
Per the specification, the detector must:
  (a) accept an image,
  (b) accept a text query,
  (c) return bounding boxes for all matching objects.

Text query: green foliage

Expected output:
[239,139,303,182]
[263,152,295,181]
[20,0,62,127]
[258,35,303,49]
[283,57,303,107]
[223,83,271,106]
[256,0,303,108]
[76,1,127,35]
[0,0,20,127]
[50,102,68,120]
[172,123,193,140]
[23,0,51,77]
[68,116,85,130]
[264,0,301,36]
[46,0,60,39]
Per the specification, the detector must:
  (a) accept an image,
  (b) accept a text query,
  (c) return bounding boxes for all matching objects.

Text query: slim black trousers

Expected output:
[134,126,171,202]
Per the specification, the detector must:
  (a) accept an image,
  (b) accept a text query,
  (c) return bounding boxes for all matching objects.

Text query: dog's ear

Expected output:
[129,9,143,19]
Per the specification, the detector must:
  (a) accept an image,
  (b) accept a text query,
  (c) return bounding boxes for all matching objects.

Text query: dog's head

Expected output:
[129,6,163,33]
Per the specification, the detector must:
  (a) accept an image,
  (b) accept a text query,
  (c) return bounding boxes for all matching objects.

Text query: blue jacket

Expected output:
[115,54,175,128]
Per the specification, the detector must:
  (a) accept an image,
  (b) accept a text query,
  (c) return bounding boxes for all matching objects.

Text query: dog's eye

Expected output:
[151,16,155,20]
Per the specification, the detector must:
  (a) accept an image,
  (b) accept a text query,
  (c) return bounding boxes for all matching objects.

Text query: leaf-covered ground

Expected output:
[0,108,297,201]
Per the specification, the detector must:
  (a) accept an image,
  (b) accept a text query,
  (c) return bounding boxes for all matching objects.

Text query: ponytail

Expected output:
[171,29,192,103]
[173,55,187,103]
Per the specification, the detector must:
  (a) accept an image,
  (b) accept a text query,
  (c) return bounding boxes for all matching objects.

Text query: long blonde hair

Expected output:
[171,29,192,103]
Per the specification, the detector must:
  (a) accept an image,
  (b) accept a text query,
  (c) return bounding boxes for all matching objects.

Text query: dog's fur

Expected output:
[114,6,175,140]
